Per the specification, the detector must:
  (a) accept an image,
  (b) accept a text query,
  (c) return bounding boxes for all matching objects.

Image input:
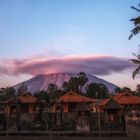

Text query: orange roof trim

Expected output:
[18,93,38,103]
[98,98,110,107]
[0,93,39,104]
[113,93,140,105]
[59,92,93,103]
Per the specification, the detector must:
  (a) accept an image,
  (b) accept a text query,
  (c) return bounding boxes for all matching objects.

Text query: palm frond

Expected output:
[128,34,133,40]
[130,17,140,25]
[131,26,140,35]
[132,53,140,60]
[130,59,140,64]
[132,66,140,79]
[131,6,140,12]
[129,26,140,40]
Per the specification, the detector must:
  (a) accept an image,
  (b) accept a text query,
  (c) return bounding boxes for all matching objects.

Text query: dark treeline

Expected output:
[0,72,140,102]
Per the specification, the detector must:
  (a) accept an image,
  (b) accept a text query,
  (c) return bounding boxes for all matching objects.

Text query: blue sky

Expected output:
[0,0,140,90]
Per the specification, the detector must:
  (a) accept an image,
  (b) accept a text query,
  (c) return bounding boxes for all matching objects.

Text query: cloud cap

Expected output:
[0,55,134,76]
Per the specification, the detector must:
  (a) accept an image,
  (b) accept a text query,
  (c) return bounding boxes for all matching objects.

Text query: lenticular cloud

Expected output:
[0,55,134,76]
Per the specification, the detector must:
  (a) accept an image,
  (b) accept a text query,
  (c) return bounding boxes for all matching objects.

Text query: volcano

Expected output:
[14,73,118,94]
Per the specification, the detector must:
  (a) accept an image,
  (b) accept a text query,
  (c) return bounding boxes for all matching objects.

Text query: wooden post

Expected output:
[6,103,9,136]
[98,109,101,136]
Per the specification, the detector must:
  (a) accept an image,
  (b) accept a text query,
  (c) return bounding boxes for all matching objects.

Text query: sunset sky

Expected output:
[0,0,140,90]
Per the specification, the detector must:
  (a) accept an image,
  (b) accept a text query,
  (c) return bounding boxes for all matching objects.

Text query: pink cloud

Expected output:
[0,55,134,76]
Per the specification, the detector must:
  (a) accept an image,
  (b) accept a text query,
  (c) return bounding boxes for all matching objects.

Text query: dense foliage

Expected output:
[86,83,109,99]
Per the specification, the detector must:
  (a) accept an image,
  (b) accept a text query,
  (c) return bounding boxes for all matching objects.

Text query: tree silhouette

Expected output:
[129,4,140,39]
[114,87,123,93]
[68,77,79,93]
[86,83,99,98]
[86,82,109,99]
[122,87,132,93]
[129,4,140,78]
[63,72,88,94]
[34,90,50,103]
[62,82,69,93]
[47,83,57,94]
[5,87,16,98]
[130,52,140,79]
[17,83,27,93]
[0,87,15,100]
[77,72,88,93]
[135,84,140,96]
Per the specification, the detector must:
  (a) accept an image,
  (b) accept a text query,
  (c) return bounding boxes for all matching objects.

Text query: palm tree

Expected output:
[48,83,57,94]
[86,82,109,99]
[129,4,140,39]
[130,53,140,79]
[62,82,69,92]
[77,72,88,93]
[86,83,99,98]
[68,77,79,93]
[129,4,140,78]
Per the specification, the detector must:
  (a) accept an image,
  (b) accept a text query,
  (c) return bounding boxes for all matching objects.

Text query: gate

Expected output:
[7,104,20,131]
